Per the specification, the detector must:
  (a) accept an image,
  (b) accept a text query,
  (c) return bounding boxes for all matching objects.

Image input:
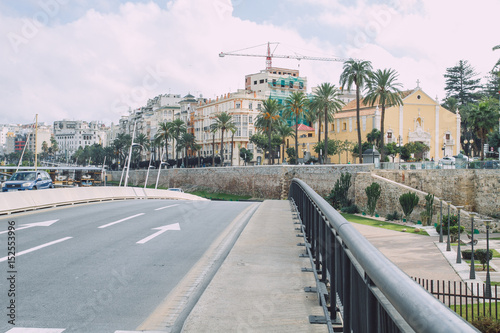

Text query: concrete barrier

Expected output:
[0,187,207,215]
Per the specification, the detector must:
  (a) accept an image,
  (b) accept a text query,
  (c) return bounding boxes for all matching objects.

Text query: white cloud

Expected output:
[0,0,498,126]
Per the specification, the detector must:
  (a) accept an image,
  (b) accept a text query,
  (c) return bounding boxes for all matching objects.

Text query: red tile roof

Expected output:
[292,123,315,131]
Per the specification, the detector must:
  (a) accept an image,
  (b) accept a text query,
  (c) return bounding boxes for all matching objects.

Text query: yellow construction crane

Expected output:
[219,42,348,71]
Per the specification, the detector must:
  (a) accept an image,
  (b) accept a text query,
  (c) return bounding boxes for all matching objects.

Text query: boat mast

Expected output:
[34,114,38,172]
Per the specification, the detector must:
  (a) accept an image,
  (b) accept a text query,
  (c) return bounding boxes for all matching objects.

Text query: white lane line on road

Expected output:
[98,213,145,229]
[0,219,60,235]
[154,204,179,211]
[6,328,65,333]
[0,237,72,263]
[136,223,181,244]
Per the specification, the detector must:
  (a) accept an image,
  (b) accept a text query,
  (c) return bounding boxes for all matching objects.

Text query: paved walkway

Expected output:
[182,200,495,332]
[182,200,326,332]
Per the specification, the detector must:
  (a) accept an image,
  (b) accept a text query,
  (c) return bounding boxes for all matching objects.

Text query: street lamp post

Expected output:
[439,200,444,243]
[470,213,477,280]
[484,219,493,298]
[456,206,464,263]
[446,201,451,251]
[144,150,154,189]
[124,119,137,188]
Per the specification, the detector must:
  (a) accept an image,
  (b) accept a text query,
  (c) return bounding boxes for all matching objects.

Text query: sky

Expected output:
[1,0,499,126]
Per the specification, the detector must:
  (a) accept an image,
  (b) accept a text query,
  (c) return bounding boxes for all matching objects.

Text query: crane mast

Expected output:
[219,42,348,72]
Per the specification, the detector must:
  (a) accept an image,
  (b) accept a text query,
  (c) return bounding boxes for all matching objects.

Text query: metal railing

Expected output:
[289,178,479,333]
[413,278,500,322]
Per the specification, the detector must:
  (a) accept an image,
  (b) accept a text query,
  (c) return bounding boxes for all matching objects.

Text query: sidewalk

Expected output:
[182,200,491,332]
[182,200,326,332]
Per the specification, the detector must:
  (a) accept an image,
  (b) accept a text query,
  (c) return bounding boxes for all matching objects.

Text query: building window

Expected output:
[446,133,450,140]
[249,103,253,110]
[342,123,347,131]
[236,102,241,109]
[254,81,257,85]
[281,80,285,88]
[259,79,264,84]
[387,132,392,139]
[289,81,293,88]
[272,79,277,87]
[299,82,304,89]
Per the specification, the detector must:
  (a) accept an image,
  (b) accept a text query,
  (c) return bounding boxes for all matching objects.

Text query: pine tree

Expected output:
[444,60,481,106]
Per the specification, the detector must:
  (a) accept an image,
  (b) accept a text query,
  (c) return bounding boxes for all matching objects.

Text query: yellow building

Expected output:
[292,86,460,164]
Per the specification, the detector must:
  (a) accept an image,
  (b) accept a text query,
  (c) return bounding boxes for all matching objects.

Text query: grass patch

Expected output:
[451,303,500,321]
[341,214,428,236]
[186,190,252,201]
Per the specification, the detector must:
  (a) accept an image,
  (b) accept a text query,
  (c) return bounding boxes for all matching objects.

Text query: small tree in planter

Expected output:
[399,192,419,222]
[365,182,381,216]
[421,193,434,226]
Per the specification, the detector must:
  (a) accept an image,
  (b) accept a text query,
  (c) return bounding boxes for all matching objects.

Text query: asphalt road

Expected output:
[0,199,256,333]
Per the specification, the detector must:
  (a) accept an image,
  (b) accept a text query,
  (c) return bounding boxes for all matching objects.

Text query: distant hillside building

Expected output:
[53,120,108,160]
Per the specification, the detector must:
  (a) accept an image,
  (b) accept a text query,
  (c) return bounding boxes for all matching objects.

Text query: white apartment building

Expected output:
[245,67,307,104]
[53,120,107,160]
[194,89,266,166]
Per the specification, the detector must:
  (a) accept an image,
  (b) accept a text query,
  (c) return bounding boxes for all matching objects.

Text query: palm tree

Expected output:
[275,121,295,164]
[284,91,308,164]
[311,83,345,164]
[363,68,404,163]
[179,132,195,167]
[339,59,373,163]
[255,98,282,165]
[305,97,322,155]
[156,121,173,162]
[134,133,150,164]
[210,112,235,166]
[229,127,236,166]
[170,119,187,160]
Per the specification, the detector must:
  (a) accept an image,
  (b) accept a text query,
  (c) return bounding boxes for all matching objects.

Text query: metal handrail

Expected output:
[289,178,479,333]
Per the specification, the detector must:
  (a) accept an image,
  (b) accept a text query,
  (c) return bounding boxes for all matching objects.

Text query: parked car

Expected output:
[1,171,54,192]
[167,188,184,192]
[438,156,455,165]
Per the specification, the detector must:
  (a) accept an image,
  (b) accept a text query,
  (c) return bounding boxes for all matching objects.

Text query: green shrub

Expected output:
[475,249,493,270]
[399,192,419,221]
[461,249,493,267]
[462,249,472,260]
[326,172,352,209]
[472,316,500,332]
[435,214,459,234]
[341,204,360,214]
[386,211,401,221]
[365,182,381,216]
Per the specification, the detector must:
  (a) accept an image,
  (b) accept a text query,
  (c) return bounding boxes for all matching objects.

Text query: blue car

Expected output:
[1,171,54,192]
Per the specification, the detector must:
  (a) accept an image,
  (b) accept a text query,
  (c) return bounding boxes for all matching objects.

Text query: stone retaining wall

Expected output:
[110,164,373,200]
[111,166,499,223]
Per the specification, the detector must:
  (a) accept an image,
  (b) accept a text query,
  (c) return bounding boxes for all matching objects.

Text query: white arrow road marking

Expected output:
[154,204,179,211]
[98,213,145,229]
[136,223,181,244]
[0,237,72,263]
[6,328,66,333]
[0,219,60,235]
